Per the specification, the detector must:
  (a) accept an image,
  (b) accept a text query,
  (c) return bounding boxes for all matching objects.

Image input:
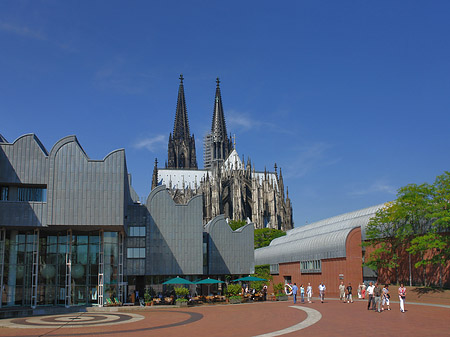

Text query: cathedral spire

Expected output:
[173,74,190,141]
[211,77,228,142]
[167,75,198,169]
[209,77,232,171]
[151,158,158,190]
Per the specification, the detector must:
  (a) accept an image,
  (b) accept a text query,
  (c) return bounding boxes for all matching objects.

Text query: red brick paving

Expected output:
[0,298,448,337]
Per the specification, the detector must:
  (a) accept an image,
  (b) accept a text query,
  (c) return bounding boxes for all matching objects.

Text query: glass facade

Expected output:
[0,229,120,307]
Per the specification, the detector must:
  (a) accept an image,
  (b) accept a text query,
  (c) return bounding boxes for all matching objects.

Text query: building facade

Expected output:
[153,76,293,231]
[255,204,385,296]
[0,134,254,308]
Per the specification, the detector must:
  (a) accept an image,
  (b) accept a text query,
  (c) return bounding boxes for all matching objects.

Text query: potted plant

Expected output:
[226,284,242,304]
[144,288,152,306]
[174,286,190,307]
[274,282,288,301]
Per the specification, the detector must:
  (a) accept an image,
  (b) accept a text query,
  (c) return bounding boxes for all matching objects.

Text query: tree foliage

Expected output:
[229,219,287,249]
[254,228,286,249]
[364,171,450,285]
[228,219,246,231]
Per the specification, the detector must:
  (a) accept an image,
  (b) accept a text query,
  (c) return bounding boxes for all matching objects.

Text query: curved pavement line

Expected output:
[253,305,322,337]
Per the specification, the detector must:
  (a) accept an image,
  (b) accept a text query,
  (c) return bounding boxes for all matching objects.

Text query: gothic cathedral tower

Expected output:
[167,74,198,169]
[203,78,232,172]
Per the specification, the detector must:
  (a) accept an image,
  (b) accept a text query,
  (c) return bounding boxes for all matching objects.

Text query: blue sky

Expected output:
[1,1,450,227]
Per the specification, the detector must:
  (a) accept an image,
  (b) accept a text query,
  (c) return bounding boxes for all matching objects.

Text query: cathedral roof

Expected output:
[173,74,191,141]
[222,148,243,171]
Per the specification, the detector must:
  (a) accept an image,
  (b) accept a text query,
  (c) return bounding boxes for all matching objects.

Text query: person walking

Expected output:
[367,282,375,310]
[374,282,382,313]
[300,284,305,303]
[307,283,313,303]
[262,284,267,301]
[292,283,298,304]
[339,281,346,303]
[346,282,353,303]
[318,282,326,303]
[398,283,406,313]
[382,284,391,311]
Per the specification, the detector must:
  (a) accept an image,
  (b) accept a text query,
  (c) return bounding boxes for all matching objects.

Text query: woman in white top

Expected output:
[306,283,313,303]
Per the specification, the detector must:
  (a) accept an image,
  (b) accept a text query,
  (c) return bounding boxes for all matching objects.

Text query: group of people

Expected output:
[289,280,407,313]
[291,282,326,304]
[339,281,354,303]
[366,281,407,313]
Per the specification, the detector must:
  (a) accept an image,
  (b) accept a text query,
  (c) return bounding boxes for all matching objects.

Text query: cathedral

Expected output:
[152,75,293,231]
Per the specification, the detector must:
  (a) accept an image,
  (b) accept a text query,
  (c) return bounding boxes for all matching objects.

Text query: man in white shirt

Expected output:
[367,282,375,310]
[318,283,326,303]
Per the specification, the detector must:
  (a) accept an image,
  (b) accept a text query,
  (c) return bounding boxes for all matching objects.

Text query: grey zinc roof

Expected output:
[254,203,386,265]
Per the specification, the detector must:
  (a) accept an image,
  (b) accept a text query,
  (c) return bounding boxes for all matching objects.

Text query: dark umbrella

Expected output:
[162,276,194,285]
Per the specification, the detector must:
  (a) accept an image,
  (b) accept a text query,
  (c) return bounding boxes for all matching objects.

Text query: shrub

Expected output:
[273,282,284,295]
[174,286,189,298]
[225,284,242,297]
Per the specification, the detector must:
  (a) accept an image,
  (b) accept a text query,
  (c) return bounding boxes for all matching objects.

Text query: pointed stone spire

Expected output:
[211,77,228,142]
[173,74,190,141]
[151,158,158,190]
[209,77,232,172]
[167,74,198,169]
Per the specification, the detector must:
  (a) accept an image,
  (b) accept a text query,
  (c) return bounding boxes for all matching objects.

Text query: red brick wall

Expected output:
[268,228,363,297]
[366,241,450,287]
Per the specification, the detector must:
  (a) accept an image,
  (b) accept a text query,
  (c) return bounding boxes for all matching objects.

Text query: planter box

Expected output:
[176,301,188,307]
[229,298,242,304]
[276,295,289,301]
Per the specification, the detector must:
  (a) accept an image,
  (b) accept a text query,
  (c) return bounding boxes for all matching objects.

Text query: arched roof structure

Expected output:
[255,203,386,265]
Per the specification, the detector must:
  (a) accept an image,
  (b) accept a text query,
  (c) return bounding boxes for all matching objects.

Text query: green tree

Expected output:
[229,219,246,231]
[254,228,286,249]
[364,171,450,286]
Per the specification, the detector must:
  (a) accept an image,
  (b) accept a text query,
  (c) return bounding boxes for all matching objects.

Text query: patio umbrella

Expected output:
[162,276,194,285]
[195,278,224,284]
[195,278,224,296]
[232,276,267,282]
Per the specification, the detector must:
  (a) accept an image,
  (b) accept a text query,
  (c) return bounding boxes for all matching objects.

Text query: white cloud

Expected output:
[284,142,339,178]
[0,21,46,40]
[227,110,294,135]
[348,179,397,196]
[133,135,166,152]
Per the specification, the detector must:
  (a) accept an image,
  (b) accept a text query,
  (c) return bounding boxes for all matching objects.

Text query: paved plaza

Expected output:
[0,298,449,337]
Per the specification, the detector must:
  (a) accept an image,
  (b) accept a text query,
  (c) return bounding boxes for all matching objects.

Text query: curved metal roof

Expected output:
[255,203,386,265]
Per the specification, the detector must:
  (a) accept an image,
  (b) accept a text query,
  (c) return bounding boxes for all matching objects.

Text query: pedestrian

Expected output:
[382,284,391,311]
[357,283,362,299]
[398,283,406,313]
[339,281,346,303]
[361,282,366,299]
[318,282,326,303]
[367,282,375,310]
[262,284,268,301]
[374,282,382,313]
[300,284,305,303]
[346,282,353,303]
[307,283,313,303]
[292,283,298,304]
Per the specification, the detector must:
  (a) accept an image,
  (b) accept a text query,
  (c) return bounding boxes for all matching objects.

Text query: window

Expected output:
[129,226,146,237]
[0,186,8,201]
[127,248,146,259]
[18,187,47,202]
[300,260,322,274]
[270,264,279,274]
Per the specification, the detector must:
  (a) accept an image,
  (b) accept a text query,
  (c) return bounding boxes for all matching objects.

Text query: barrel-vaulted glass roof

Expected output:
[255,203,386,265]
